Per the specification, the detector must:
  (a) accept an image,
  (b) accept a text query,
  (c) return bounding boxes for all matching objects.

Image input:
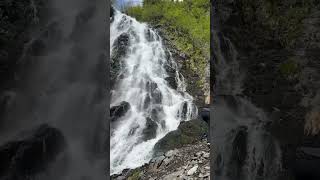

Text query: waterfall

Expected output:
[110,10,197,175]
[212,31,282,180]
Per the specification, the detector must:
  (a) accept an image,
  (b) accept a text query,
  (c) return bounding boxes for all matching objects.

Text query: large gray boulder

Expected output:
[154,119,208,155]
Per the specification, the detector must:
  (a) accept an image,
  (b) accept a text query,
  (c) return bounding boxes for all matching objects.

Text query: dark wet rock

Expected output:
[151,89,162,104]
[159,120,166,129]
[128,125,140,136]
[110,6,114,18]
[0,124,66,179]
[146,82,163,104]
[150,106,163,121]
[145,29,154,42]
[164,63,176,77]
[199,108,210,124]
[143,95,151,109]
[110,101,131,122]
[117,16,132,31]
[111,33,130,59]
[165,76,177,90]
[142,117,158,141]
[180,101,188,119]
[146,81,158,92]
[154,119,208,155]
[111,33,130,86]
[164,49,171,61]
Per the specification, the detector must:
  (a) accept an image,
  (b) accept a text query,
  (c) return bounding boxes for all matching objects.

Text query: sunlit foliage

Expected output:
[126,0,210,89]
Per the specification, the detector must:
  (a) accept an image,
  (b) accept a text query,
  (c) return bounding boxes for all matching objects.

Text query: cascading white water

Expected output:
[110,10,197,175]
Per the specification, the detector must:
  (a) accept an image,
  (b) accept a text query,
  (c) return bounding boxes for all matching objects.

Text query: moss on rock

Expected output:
[127,169,141,180]
[153,119,208,155]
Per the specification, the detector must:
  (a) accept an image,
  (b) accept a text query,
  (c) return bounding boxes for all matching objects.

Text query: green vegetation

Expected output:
[262,0,312,47]
[128,169,141,180]
[279,57,300,79]
[154,119,208,154]
[126,0,210,89]
[238,0,314,48]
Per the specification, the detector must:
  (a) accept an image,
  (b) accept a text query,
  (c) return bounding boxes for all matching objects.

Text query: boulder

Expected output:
[110,101,131,122]
[150,106,164,121]
[187,165,198,176]
[111,33,130,83]
[0,124,66,179]
[165,77,177,90]
[142,117,158,141]
[146,81,163,104]
[111,33,130,60]
[154,119,208,155]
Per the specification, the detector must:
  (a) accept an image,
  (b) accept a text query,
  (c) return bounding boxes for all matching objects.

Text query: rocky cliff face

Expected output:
[157,27,210,109]
[213,0,320,179]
